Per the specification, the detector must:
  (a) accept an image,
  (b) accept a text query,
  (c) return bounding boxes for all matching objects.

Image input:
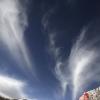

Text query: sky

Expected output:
[0,0,100,100]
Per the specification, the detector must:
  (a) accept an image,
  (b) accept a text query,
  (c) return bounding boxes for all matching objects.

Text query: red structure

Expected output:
[79,92,89,100]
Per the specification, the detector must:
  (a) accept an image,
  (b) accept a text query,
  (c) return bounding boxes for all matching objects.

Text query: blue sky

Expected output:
[0,0,100,100]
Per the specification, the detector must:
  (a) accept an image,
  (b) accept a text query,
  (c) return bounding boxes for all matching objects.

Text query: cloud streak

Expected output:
[0,0,32,70]
[68,29,98,99]
[43,16,100,99]
[54,26,100,100]
[48,33,70,97]
[42,3,100,99]
[0,74,27,99]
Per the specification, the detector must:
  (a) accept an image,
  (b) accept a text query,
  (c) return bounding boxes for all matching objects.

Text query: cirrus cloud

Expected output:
[0,74,27,99]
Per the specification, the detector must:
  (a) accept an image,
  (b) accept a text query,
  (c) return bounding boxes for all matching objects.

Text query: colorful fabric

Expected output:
[79,92,89,100]
[79,87,100,100]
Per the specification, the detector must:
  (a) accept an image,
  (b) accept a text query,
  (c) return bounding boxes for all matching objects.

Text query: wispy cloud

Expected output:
[41,2,100,99]
[52,27,100,100]
[68,28,99,99]
[43,11,100,99]
[42,8,70,98]
[0,73,43,100]
[0,0,32,70]
[47,33,70,97]
[0,74,27,99]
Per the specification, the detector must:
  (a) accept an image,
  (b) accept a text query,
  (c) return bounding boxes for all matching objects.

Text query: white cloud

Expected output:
[68,30,98,99]
[48,24,100,100]
[0,0,32,70]
[42,4,100,99]
[0,74,41,100]
[0,75,27,99]
[55,62,69,96]
[48,33,69,97]
[67,26,100,99]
